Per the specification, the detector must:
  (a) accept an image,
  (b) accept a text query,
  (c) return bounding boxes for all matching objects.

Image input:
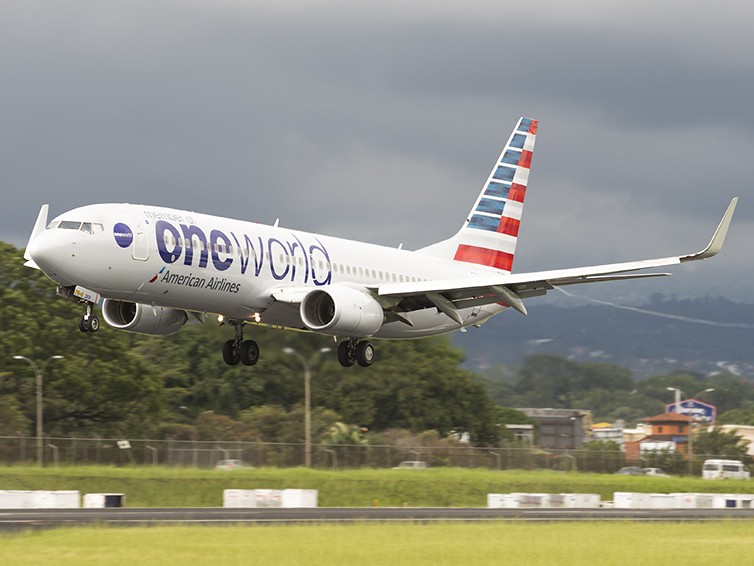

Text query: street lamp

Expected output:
[283,346,331,468]
[12,355,64,466]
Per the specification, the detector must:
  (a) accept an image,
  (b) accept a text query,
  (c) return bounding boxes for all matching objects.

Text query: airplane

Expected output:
[22,117,738,368]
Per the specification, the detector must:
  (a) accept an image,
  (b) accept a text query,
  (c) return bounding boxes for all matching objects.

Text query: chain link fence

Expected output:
[0,435,720,474]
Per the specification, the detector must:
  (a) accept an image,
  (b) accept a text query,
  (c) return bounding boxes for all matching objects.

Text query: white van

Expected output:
[702,459,751,480]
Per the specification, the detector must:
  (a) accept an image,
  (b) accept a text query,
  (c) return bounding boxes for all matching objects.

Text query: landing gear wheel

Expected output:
[337,341,356,367]
[78,315,100,333]
[240,340,260,366]
[222,339,240,366]
[356,341,375,367]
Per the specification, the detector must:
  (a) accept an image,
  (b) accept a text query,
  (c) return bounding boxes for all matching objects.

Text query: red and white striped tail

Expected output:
[451,117,537,273]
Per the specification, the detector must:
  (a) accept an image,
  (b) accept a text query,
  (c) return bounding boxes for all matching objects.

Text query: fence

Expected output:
[0,436,728,475]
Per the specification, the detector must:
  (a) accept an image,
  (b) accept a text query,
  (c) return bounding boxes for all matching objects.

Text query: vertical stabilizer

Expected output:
[418,117,537,273]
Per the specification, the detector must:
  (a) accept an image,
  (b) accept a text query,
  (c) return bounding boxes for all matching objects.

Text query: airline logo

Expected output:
[153,218,333,286]
[453,117,537,273]
[113,223,134,248]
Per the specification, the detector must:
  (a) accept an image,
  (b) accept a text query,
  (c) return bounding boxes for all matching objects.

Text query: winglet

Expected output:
[23,204,49,269]
[680,197,737,262]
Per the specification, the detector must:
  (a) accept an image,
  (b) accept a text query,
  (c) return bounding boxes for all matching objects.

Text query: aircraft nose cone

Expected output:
[26,230,78,286]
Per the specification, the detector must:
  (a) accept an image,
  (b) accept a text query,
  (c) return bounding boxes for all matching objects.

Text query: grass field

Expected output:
[1,465,752,507]
[1,522,753,565]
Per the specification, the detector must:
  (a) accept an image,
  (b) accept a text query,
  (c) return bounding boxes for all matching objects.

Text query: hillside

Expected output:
[454,295,754,378]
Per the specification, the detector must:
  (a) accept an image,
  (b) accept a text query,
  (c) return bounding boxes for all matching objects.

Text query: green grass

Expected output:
[2,522,754,565]
[1,466,753,507]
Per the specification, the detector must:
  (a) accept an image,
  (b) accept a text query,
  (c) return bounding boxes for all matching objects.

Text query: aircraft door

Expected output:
[129,215,149,261]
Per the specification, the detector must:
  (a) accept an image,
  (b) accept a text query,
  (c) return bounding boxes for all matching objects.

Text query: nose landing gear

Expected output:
[78,303,100,333]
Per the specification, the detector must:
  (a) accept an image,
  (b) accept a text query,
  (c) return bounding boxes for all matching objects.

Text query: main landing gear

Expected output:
[78,303,100,333]
[337,338,375,368]
[222,319,260,366]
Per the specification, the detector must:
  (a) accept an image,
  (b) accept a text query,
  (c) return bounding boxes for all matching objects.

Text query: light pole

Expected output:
[283,347,330,468]
[12,355,64,466]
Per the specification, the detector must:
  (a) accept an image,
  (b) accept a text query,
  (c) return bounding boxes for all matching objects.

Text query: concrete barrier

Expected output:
[223,489,318,508]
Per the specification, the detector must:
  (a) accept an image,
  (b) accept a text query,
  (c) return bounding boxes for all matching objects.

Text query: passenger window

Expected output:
[358,267,364,277]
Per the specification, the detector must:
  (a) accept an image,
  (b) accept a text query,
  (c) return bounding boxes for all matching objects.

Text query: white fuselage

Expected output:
[28,203,506,338]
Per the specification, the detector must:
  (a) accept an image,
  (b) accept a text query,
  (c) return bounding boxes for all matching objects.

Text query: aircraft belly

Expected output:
[254,301,306,329]
[374,306,503,339]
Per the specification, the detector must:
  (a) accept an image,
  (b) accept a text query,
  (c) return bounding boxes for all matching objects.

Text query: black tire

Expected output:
[79,316,89,333]
[222,339,240,366]
[88,316,100,332]
[337,341,356,367]
[356,341,375,367]
[240,340,260,366]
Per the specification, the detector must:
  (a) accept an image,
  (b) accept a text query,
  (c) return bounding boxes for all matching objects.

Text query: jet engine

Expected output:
[102,299,188,336]
[300,286,384,337]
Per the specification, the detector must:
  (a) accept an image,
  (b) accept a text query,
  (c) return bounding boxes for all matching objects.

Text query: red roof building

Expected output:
[625,412,691,461]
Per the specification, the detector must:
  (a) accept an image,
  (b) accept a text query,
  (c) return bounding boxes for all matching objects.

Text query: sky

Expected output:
[2,0,753,303]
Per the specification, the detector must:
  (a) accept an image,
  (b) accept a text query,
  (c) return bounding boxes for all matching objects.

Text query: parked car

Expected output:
[392,460,428,470]
[642,467,671,477]
[614,466,644,476]
[214,459,249,470]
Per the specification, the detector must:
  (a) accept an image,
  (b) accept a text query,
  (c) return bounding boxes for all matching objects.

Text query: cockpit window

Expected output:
[50,220,104,234]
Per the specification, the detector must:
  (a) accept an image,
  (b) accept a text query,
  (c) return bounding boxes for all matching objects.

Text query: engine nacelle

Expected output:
[102,299,188,336]
[300,286,384,337]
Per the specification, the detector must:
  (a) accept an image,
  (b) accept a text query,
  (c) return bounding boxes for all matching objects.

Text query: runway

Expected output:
[3,507,754,530]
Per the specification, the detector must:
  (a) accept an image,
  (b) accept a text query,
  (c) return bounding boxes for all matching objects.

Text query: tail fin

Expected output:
[418,117,538,274]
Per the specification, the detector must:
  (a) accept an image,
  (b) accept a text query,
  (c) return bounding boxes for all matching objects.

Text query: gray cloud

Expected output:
[1,1,752,300]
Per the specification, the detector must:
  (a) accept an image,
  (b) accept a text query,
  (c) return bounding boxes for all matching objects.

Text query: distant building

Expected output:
[504,424,535,444]
[624,412,690,461]
[592,422,624,447]
[518,408,591,449]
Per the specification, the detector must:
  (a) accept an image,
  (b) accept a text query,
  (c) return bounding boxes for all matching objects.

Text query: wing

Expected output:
[376,198,738,322]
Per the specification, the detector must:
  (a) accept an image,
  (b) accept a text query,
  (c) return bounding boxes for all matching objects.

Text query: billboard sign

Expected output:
[666,399,717,423]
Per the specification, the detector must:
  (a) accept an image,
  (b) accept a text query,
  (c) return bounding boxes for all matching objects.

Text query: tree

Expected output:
[718,404,754,426]
[494,406,537,443]
[692,427,751,463]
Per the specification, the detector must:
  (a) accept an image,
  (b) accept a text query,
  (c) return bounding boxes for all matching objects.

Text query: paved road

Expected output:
[3,507,754,530]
